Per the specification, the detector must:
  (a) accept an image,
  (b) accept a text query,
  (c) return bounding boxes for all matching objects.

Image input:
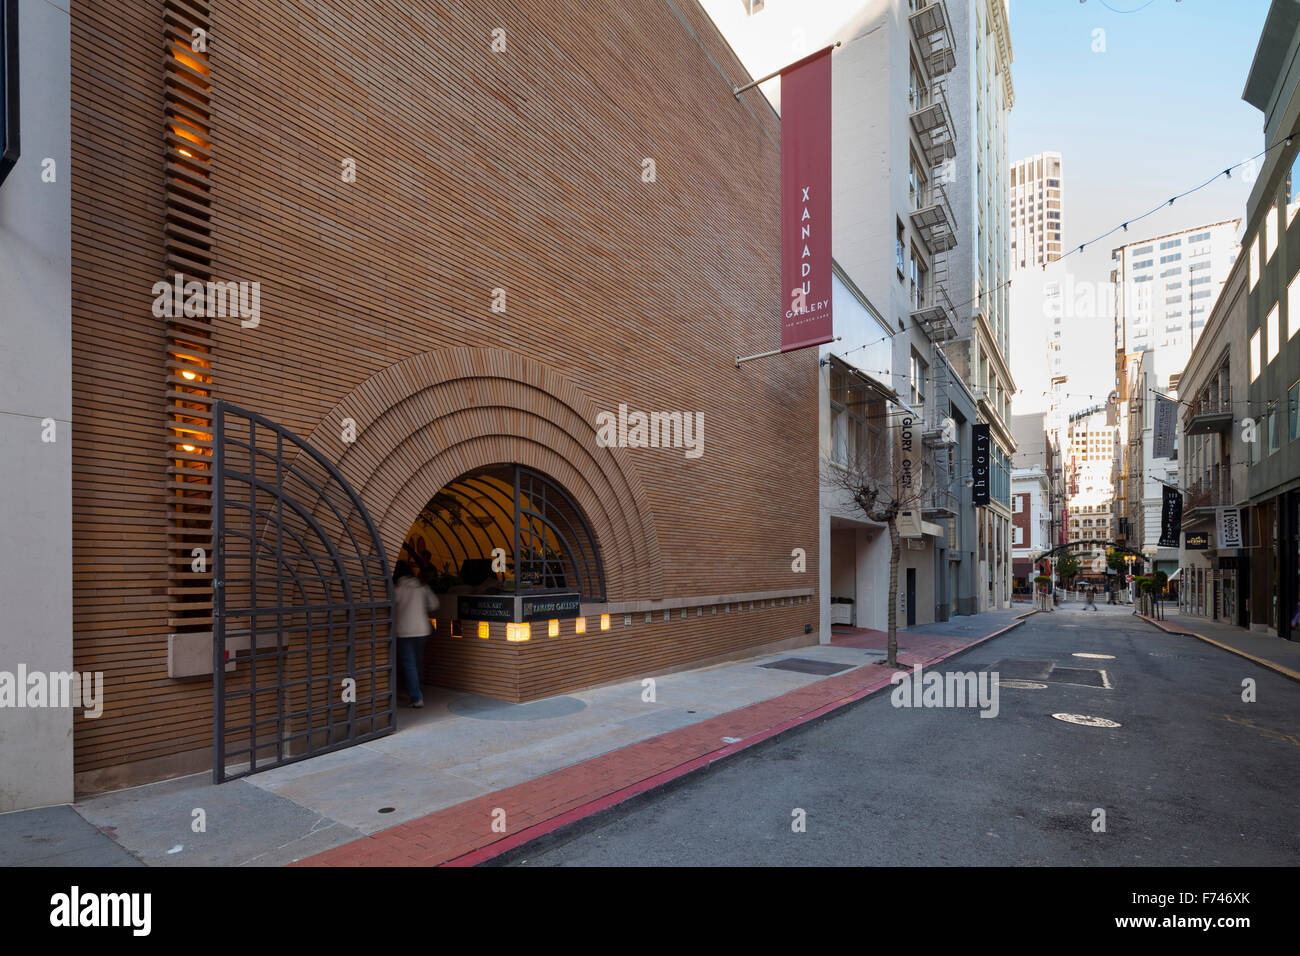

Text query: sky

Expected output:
[699,0,1274,419]
[1006,0,1272,417]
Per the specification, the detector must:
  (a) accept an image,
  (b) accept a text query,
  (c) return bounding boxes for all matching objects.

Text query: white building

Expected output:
[704,0,984,632]
[1123,350,1181,576]
[946,0,1016,611]
[1066,405,1117,577]
[1010,151,1063,270]
[1112,220,1242,391]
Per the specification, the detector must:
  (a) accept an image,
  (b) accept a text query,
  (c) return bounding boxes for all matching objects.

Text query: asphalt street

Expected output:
[510,605,1300,866]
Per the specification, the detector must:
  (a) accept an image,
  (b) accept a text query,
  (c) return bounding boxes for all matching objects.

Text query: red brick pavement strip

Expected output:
[293,615,1034,867]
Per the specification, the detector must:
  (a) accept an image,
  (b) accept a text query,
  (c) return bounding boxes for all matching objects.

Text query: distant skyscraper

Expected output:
[1111,219,1241,391]
[1010,151,1063,269]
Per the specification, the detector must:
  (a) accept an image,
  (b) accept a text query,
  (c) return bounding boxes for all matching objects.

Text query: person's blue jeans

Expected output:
[396,636,426,704]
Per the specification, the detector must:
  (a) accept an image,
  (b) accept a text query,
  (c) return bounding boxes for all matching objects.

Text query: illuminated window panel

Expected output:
[478,621,489,640]
[547,619,559,637]
[575,616,587,634]
[600,614,610,631]
[506,622,531,642]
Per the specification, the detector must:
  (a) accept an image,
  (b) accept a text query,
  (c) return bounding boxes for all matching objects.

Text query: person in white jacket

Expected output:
[393,561,438,708]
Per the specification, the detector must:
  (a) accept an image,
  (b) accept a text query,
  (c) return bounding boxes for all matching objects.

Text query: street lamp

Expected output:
[1123,553,1136,607]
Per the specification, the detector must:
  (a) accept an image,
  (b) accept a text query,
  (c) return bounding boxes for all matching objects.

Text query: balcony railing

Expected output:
[1186,463,1232,512]
[1185,384,1233,435]
[910,181,957,253]
[909,1,956,78]
[908,83,956,167]
[921,486,959,517]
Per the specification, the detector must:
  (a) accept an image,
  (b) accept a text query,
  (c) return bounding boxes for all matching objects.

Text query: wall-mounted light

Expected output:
[506,622,530,642]
[547,619,559,638]
[181,444,196,453]
[600,614,610,631]
[477,621,489,640]
[575,617,587,634]
[181,370,197,380]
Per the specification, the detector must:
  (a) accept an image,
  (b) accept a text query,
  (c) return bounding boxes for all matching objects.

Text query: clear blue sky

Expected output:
[1007,0,1272,413]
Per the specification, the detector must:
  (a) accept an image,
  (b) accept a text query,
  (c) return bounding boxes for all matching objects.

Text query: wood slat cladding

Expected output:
[162,0,216,638]
[70,0,817,790]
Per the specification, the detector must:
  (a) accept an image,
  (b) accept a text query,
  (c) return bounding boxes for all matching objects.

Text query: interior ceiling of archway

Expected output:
[285,348,664,600]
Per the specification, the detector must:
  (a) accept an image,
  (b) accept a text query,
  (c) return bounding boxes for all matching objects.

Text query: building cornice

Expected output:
[989,0,1014,108]
[973,308,1017,395]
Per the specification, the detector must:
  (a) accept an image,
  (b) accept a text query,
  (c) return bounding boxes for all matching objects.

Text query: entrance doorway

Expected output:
[906,568,917,627]
[395,464,606,701]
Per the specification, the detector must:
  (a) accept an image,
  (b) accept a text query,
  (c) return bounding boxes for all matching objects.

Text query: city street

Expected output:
[510,605,1300,866]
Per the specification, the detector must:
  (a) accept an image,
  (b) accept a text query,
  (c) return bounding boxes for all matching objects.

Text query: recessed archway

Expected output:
[290,347,662,602]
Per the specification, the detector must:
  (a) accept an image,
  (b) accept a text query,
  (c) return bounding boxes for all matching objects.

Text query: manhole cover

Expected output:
[760,658,854,676]
[1052,713,1121,727]
[1052,667,1109,688]
[998,679,1047,689]
[1072,653,1115,660]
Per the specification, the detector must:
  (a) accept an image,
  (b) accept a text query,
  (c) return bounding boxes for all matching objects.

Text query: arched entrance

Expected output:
[398,464,606,604]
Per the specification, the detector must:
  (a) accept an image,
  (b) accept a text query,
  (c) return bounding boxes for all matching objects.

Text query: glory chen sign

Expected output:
[779,46,834,353]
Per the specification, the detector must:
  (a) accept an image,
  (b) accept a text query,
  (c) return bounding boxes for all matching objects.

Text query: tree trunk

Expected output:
[887,519,901,668]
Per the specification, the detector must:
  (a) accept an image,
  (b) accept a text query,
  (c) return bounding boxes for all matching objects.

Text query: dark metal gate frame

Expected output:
[213,401,395,783]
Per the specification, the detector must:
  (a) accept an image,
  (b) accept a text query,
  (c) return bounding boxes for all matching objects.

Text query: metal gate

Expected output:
[213,401,395,782]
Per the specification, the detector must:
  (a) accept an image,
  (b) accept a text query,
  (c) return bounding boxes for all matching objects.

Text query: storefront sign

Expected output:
[521,593,581,621]
[1158,484,1183,548]
[895,405,922,535]
[779,46,834,353]
[458,595,513,622]
[972,424,991,507]
[1217,507,1242,549]
[1152,393,1177,459]
[1184,531,1209,550]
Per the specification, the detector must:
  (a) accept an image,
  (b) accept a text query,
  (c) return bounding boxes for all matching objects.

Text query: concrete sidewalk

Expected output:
[1139,611,1300,681]
[3,609,1031,867]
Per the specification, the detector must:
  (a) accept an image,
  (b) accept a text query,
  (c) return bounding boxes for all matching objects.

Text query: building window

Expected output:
[1266,204,1279,261]
[910,350,928,408]
[897,220,906,277]
[1267,403,1279,456]
[1289,380,1300,443]
[742,0,765,14]
[1250,236,1260,290]
[1289,152,1300,225]
[1268,303,1280,363]
[1290,269,1300,341]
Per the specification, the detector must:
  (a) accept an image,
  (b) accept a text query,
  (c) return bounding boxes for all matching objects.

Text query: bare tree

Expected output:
[822,440,932,669]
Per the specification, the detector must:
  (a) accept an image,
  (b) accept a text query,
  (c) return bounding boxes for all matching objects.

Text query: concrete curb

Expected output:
[1136,614,1300,683]
[448,615,1032,867]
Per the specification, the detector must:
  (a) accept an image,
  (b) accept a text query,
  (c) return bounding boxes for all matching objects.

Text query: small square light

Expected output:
[548,619,559,637]
[601,614,611,631]
[478,621,489,640]
[507,622,531,642]
[575,616,587,634]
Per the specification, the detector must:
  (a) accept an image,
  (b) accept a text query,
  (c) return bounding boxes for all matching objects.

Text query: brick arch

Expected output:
[298,347,663,601]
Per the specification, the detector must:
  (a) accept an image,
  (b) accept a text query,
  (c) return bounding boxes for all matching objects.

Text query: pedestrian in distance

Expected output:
[1084,586,1097,611]
[393,559,439,708]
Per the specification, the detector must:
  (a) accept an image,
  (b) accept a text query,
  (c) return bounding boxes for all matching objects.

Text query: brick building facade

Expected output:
[45,0,821,800]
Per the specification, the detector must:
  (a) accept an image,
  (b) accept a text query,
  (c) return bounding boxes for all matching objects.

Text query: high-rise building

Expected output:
[1010,151,1063,269]
[1111,220,1241,391]
[945,0,1016,611]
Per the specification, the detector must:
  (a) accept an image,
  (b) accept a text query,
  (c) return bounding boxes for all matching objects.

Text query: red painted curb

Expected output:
[440,615,1030,866]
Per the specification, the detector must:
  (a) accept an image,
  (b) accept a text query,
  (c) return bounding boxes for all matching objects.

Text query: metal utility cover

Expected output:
[760,658,855,676]
[989,659,1055,681]
[1051,667,1109,688]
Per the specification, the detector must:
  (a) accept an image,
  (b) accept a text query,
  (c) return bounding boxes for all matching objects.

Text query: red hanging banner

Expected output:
[779,45,834,353]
